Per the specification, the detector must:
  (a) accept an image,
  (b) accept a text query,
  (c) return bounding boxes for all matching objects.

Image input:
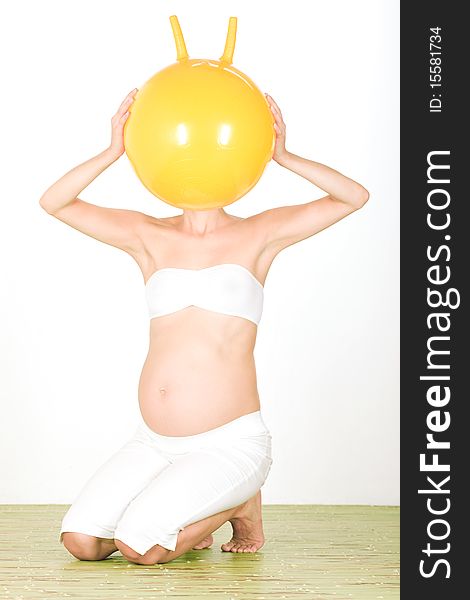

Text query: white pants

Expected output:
[59,410,273,554]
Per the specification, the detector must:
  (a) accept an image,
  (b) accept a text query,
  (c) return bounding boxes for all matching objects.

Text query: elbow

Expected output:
[352,185,370,209]
[39,196,53,214]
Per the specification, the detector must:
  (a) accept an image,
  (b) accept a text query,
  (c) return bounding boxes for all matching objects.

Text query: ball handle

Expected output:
[169,14,237,65]
[169,15,189,61]
[219,16,237,65]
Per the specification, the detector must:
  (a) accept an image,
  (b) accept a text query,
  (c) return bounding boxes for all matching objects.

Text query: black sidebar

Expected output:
[401,2,467,598]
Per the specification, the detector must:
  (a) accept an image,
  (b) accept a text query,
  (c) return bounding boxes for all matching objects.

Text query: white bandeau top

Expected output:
[145,263,264,326]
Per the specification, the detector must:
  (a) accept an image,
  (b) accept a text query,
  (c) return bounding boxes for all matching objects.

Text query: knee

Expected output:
[114,538,143,562]
[115,538,170,565]
[61,532,105,561]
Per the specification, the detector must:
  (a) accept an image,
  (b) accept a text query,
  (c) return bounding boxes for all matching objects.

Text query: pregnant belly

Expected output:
[138,347,260,436]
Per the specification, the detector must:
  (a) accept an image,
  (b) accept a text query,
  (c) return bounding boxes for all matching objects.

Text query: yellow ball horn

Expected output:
[219,16,237,65]
[169,15,188,61]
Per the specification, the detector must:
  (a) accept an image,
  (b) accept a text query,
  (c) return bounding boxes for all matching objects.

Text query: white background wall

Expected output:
[1,0,399,505]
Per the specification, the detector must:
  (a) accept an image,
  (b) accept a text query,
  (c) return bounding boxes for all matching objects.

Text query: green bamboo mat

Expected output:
[0,504,399,599]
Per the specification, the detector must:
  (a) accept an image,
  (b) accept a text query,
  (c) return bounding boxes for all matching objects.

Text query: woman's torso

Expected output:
[131,213,277,436]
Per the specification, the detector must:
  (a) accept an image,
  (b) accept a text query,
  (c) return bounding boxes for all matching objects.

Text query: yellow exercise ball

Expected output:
[124,15,275,210]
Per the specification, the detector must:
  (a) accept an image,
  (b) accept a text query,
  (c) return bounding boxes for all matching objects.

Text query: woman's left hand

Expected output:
[264,93,288,163]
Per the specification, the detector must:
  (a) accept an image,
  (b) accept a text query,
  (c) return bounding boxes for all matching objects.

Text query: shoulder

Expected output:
[235,209,272,242]
[139,213,179,235]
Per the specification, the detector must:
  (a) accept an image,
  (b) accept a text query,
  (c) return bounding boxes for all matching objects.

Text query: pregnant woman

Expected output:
[40,89,369,565]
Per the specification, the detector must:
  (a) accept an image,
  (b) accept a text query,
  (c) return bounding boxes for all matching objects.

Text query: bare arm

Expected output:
[39,88,145,255]
[256,94,369,254]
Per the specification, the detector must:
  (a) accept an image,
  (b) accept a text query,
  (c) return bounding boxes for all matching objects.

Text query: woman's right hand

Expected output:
[107,88,138,159]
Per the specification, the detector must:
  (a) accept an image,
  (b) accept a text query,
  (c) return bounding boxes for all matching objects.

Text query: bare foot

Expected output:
[221,490,265,553]
[192,534,213,550]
